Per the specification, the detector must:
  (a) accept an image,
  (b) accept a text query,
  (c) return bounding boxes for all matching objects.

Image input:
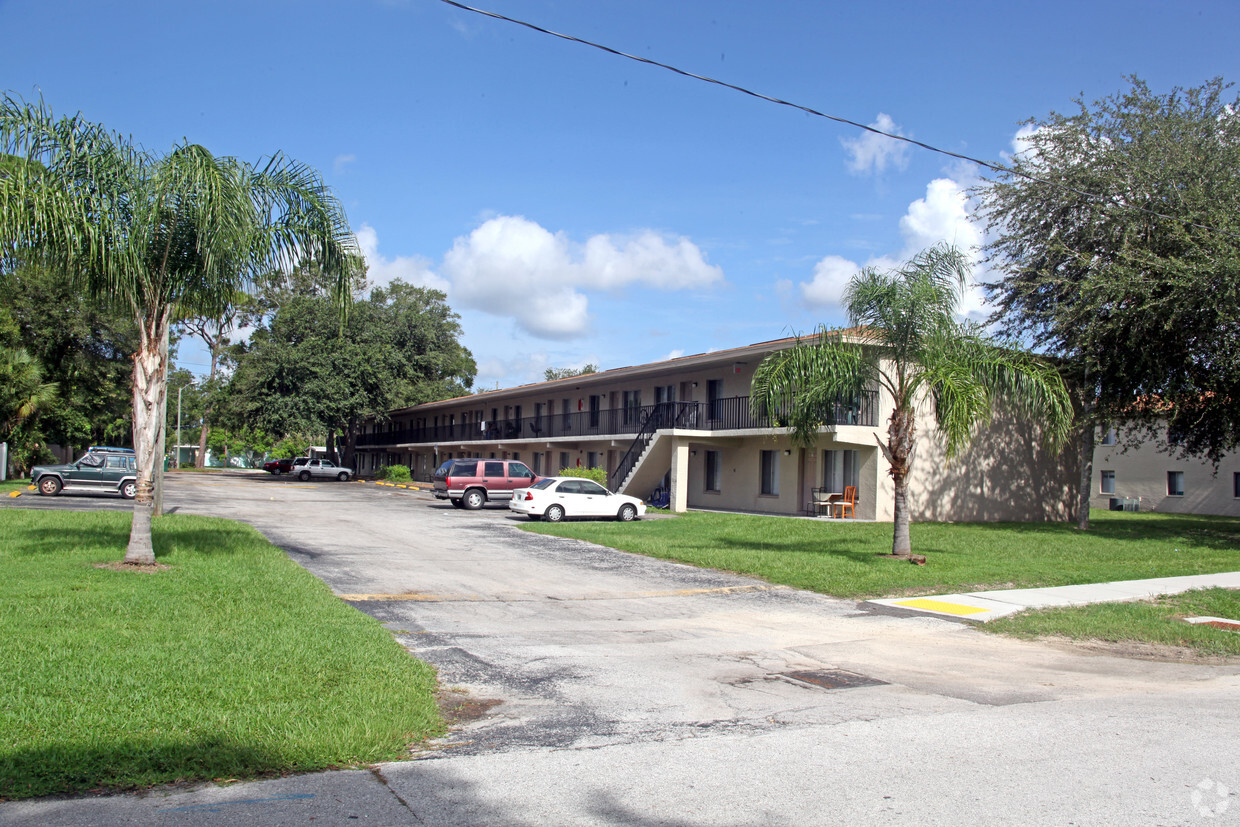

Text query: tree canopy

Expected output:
[223,276,476,465]
[545,364,599,382]
[0,95,360,563]
[977,77,1240,464]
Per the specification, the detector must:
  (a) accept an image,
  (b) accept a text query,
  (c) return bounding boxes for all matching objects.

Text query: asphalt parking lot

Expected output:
[4,471,1240,825]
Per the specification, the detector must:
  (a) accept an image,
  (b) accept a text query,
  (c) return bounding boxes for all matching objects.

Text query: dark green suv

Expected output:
[30,447,139,499]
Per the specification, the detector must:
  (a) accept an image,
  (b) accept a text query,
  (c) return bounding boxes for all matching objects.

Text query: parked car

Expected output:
[509,476,646,522]
[433,458,538,509]
[295,458,353,481]
[30,448,138,499]
[262,457,298,475]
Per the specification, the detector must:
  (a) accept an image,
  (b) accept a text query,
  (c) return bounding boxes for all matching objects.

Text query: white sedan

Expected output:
[509,477,646,522]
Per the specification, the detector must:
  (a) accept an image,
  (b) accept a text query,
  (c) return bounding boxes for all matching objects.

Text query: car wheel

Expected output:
[120,481,137,499]
[544,504,565,523]
[617,504,637,522]
[299,470,312,482]
[37,476,62,496]
[273,468,282,476]
[463,489,485,510]
[450,498,465,509]
[337,472,349,482]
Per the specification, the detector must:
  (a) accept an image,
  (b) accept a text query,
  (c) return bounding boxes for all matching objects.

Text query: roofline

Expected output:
[389,326,870,416]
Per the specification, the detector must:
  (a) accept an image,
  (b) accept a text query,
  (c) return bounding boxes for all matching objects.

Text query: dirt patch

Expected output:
[437,688,503,725]
[94,561,172,573]
[1043,635,1240,665]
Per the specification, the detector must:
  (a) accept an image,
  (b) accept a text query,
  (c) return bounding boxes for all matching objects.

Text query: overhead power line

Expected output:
[436,0,1240,241]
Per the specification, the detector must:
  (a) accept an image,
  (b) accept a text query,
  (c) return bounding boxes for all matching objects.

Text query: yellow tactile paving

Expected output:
[890,598,992,616]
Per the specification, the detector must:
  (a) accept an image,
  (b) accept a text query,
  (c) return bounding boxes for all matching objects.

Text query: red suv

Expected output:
[433,459,538,509]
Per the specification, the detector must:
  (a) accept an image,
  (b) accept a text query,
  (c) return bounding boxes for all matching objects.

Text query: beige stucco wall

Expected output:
[1094,436,1240,517]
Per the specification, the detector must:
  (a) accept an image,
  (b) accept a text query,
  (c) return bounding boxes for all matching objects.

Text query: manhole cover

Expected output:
[781,669,888,690]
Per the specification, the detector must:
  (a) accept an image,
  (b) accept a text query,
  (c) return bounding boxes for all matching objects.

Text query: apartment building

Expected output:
[355,334,1076,522]
[1094,427,1240,517]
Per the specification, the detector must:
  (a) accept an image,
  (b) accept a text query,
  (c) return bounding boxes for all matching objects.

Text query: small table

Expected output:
[808,491,843,517]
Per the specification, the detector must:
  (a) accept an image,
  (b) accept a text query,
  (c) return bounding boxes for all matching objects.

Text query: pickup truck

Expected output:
[262,457,303,475]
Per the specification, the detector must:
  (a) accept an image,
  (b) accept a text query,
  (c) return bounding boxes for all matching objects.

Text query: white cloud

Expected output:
[442,215,723,340]
[333,153,356,175]
[800,255,860,308]
[355,224,449,292]
[841,113,911,175]
[800,176,988,318]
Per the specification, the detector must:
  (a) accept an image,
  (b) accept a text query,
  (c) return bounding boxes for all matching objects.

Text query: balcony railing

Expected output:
[357,392,876,448]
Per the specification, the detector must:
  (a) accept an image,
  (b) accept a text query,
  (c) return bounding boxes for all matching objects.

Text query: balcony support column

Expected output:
[669,437,690,513]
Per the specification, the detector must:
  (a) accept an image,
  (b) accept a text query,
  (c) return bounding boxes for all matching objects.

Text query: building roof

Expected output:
[391,327,869,415]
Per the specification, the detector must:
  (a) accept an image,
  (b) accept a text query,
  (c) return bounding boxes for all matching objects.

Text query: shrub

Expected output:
[379,465,412,483]
[557,466,607,485]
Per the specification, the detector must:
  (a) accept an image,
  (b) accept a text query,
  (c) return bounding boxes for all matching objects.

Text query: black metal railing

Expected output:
[607,403,683,490]
[357,392,876,448]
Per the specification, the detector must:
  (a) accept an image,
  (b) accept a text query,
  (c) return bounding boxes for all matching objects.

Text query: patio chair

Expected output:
[807,487,834,517]
[830,486,857,519]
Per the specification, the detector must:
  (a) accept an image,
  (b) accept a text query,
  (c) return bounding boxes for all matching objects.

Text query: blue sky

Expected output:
[3,0,1238,390]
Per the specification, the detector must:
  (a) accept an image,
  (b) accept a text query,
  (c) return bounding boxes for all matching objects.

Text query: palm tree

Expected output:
[0,95,359,565]
[751,244,1073,558]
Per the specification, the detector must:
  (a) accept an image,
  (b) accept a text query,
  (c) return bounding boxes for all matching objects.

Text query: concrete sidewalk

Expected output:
[867,571,1240,622]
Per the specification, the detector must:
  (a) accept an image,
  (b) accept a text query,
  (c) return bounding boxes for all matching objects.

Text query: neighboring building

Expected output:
[355,333,1076,522]
[1093,427,1240,517]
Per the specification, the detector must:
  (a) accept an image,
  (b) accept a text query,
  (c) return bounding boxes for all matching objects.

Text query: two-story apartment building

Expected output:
[355,334,1077,522]
[1093,427,1240,517]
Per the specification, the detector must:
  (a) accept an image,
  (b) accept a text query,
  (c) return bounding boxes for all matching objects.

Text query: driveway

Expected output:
[5,472,1240,825]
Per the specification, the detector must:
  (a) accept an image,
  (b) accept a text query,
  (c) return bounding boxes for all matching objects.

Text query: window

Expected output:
[484,461,505,478]
[1234,473,1240,499]
[532,453,543,475]
[823,450,859,493]
[559,452,570,472]
[1100,427,1117,446]
[760,450,779,496]
[587,451,599,469]
[1100,470,1115,495]
[1167,471,1184,496]
[588,395,601,428]
[705,450,721,492]
[623,390,642,425]
[562,399,571,428]
[708,380,723,420]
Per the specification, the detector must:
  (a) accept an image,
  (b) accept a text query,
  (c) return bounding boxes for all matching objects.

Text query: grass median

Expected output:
[0,509,442,801]
[523,509,1240,654]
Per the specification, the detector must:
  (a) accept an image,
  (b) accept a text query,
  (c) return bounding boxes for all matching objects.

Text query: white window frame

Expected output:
[705,450,721,493]
[760,450,780,496]
[1100,470,1115,495]
[1167,471,1184,497]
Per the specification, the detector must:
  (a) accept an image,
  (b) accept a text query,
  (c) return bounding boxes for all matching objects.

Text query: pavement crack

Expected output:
[369,766,422,823]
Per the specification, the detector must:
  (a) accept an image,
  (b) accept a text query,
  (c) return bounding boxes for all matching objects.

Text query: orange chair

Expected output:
[831,486,857,519]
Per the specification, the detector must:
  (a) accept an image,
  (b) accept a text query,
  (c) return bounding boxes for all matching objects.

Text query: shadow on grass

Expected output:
[0,736,298,800]
[943,512,1240,551]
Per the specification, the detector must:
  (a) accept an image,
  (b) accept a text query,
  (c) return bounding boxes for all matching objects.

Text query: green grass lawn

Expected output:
[986,587,1240,656]
[523,509,1240,654]
[523,509,1240,598]
[0,479,33,495]
[0,509,442,801]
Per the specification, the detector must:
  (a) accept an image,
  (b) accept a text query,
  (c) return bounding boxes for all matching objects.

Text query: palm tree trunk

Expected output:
[886,407,916,557]
[125,306,171,565]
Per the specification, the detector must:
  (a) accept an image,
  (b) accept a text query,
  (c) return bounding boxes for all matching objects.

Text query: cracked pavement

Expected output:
[5,472,1239,825]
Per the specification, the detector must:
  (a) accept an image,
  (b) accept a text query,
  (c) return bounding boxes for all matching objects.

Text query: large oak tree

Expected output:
[976,78,1240,527]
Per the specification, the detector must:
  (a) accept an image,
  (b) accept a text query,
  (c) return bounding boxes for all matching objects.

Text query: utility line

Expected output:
[436,0,1240,241]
